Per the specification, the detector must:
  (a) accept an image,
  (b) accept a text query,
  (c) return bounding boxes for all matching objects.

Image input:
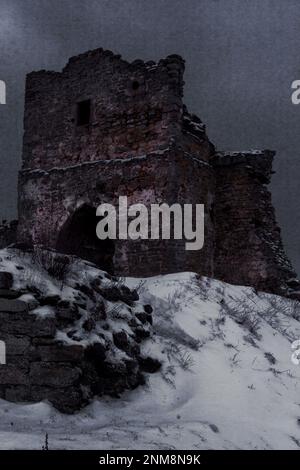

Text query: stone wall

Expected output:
[0,252,159,413]
[22,49,185,171]
[18,147,215,277]
[16,46,299,295]
[213,151,297,295]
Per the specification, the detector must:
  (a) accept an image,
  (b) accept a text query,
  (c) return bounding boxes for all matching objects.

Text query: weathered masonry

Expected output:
[14,47,298,296]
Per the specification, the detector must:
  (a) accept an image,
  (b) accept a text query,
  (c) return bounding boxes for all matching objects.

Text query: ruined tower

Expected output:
[17,47,298,296]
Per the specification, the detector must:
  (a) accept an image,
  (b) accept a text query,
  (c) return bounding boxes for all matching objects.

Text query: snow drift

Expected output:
[0,249,300,449]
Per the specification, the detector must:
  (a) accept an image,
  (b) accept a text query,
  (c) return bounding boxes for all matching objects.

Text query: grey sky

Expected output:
[0,0,300,272]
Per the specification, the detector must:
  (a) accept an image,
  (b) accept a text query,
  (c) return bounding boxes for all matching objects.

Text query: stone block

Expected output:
[0,334,30,355]
[0,298,28,312]
[0,313,56,337]
[0,289,22,299]
[0,272,13,289]
[29,362,81,387]
[0,365,29,385]
[36,344,84,362]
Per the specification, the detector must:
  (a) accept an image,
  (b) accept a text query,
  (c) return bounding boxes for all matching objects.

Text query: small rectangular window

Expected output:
[77,99,91,126]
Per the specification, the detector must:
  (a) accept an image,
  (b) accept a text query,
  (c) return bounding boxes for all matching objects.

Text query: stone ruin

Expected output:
[0,47,299,412]
[0,249,159,413]
[5,46,295,297]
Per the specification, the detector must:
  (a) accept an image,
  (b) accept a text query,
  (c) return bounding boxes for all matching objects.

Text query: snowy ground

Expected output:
[1,269,300,450]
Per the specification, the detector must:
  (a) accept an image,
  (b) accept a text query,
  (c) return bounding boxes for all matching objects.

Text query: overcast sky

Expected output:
[1,0,300,272]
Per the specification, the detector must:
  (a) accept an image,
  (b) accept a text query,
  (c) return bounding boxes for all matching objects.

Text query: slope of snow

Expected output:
[1,268,300,450]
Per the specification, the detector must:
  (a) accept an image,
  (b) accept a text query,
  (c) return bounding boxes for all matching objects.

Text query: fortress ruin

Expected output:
[2,47,298,296]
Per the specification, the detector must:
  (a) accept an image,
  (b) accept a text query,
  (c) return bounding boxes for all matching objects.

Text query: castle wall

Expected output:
[18,148,215,277]
[22,49,186,171]
[17,47,299,295]
[213,151,297,295]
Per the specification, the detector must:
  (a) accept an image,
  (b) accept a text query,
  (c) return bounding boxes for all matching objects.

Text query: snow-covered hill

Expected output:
[1,266,300,449]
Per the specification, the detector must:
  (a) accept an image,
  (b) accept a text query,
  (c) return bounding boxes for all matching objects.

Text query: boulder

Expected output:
[144,304,153,314]
[287,278,300,289]
[40,295,61,306]
[288,291,300,301]
[135,312,152,325]
[138,356,161,373]
[101,285,139,305]
[55,302,81,324]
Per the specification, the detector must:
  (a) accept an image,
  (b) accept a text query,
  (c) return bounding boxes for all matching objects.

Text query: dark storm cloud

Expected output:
[0,0,300,272]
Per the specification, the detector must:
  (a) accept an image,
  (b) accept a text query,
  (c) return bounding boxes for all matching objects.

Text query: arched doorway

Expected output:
[56,205,115,273]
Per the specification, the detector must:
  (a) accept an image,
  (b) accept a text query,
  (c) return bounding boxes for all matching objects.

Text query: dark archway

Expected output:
[56,205,115,273]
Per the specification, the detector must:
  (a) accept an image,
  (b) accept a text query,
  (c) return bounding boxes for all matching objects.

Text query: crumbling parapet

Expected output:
[22,49,186,171]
